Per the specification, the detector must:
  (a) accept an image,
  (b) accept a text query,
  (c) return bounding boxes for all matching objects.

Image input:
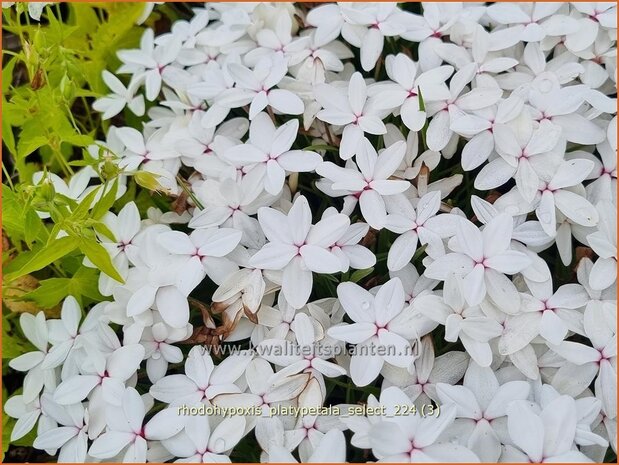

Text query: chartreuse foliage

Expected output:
[2,3,153,457]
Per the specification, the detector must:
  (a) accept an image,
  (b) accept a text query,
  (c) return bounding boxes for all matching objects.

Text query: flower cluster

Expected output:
[5,2,617,463]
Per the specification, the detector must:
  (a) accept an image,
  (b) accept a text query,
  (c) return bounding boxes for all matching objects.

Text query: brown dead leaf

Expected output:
[31,67,46,90]
[3,275,61,317]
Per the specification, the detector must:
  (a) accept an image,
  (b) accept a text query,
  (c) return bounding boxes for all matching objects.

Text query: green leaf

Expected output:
[61,132,94,148]
[412,243,428,262]
[1,316,34,360]
[2,96,16,157]
[1,185,25,239]
[2,55,18,94]
[78,239,124,284]
[16,135,49,159]
[92,221,116,242]
[350,267,374,283]
[24,209,47,246]
[302,144,338,153]
[69,267,104,302]
[20,266,103,308]
[20,278,70,308]
[91,180,118,220]
[70,184,101,220]
[2,393,11,460]
[4,236,78,282]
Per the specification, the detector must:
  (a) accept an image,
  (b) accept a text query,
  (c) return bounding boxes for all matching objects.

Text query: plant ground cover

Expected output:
[1,2,617,463]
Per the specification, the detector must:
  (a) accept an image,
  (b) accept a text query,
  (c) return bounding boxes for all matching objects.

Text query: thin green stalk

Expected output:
[417,89,429,151]
[176,174,204,210]
[3,164,15,190]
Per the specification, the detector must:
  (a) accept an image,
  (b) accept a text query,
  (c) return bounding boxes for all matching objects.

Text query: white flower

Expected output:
[381,335,469,404]
[249,195,353,309]
[172,114,248,173]
[527,85,607,145]
[315,72,387,159]
[121,225,205,329]
[503,395,593,462]
[217,56,304,119]
[8,312,54,404]
[366,386,479,462]
[499,276,589,353]
[486,3,578,45]
[287,31,353,84]
[425,213,531,311]
[587,201,617,290]
[317,138,409,229]
[150,346,252,406]
[425,63,502,152]
[4,394,44,442]
[305,4,346,44]
[416,274,503,367]
[320,207,376,272]
[163,413,246,463]
[53,343,145,407]
[451,95,525,171]
[117,29,182,101]
[32,395,89,462]
[156,227,242,285]
[496,158,599,237]
[32,167,97,216]
[586,138,617,204]
[89,387,184,461]
[475,119,563,203]
[383,190,454,271]
[267,428,347,463]
[136,322,186,383]
[437,361,530,461]
[549,302,616,413]
[339,3,408,72]
[327,278,418,386]
[244,9,310,67]
[213,357,310,418]
[258,313,347,379]
[41,296,82,370]
[189,176,272,249]
[97,201,142,295]
[93,71,145,120]
[222,112,322,195]
[435,24,519,86]
[115,126,177,170]
[370,53,452,132]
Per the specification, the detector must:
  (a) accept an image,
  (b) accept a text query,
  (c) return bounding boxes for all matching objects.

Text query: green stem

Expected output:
[417,89,428,151]
[176,175,204,210]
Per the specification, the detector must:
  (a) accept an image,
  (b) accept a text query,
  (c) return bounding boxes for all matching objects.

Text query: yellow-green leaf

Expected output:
[5,236,78,282]
[78,239,124,284]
